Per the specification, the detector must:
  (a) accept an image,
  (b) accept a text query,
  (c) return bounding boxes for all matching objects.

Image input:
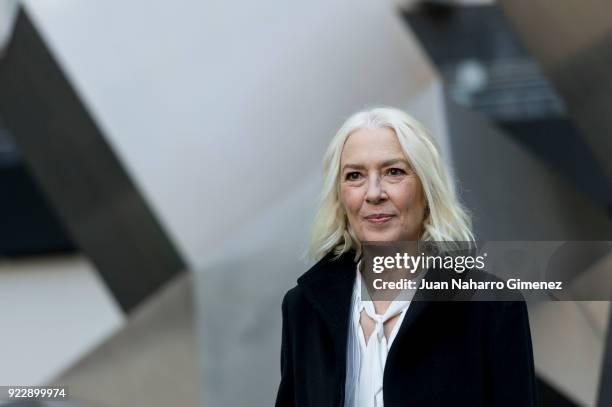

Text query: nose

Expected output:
[365,174,387,204]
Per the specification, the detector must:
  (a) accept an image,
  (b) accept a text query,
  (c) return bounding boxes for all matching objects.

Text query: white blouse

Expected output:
[344,263,420,407]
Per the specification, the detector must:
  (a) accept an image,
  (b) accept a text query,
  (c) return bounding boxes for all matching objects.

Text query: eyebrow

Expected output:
[341,158,410,172]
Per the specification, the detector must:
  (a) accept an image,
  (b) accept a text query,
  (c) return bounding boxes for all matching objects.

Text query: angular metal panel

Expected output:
[446,99,612,406]
[52,274,199,407]
[499,0,612,185]
[0,9,185,312]
[446,99,612,241]
[598,311,612,407]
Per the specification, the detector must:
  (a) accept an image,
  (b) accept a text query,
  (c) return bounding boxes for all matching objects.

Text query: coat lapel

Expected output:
[387,269,450,360]
[386,265,463,363]
[386,298,431,358]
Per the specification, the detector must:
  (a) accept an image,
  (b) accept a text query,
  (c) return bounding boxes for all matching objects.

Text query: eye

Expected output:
[386,167,406,176]
[345,171,362,181]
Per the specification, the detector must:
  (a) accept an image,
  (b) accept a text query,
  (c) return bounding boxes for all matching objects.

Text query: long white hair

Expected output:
[309,107,474,260]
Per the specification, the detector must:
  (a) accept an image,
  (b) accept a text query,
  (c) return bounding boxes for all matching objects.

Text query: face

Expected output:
[339,127,427,243]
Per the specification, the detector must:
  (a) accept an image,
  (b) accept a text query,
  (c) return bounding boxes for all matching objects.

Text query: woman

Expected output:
[275,107,536,407]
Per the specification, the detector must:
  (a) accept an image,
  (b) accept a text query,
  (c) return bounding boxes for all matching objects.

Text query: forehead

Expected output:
[340,127,407,164]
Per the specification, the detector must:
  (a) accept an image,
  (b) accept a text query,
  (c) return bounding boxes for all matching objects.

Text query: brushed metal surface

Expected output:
[446,99,612,241]
[53,273,199,407]
[496,4,612,402]
[599,310,612,407]
[446,98,612,406]
[0,9,185,312]
[499,0,612,184]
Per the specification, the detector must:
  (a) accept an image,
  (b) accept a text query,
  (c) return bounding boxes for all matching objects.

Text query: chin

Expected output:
[362,231,400,242]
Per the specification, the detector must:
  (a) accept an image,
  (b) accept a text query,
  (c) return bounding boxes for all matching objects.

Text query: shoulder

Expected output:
[296,249,356,286]
[484,299,530,327]
[281,285,306,314]
[282,251,344,307]
[462,297,530,340]
[434,267,530,325]
[281,249,356,316]
[279,253,332,317]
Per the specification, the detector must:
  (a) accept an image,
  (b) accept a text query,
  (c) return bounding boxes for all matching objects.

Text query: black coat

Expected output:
[275,251,537,407]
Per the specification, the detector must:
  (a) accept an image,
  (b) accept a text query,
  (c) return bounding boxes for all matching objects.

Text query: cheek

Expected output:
[392,181,425,210]
[340,186,363,215]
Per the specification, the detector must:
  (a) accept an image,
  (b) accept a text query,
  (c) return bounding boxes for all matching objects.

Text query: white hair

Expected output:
[309,106,474,260]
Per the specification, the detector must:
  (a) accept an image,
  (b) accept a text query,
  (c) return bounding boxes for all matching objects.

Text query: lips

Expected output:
[364,214,395,224]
